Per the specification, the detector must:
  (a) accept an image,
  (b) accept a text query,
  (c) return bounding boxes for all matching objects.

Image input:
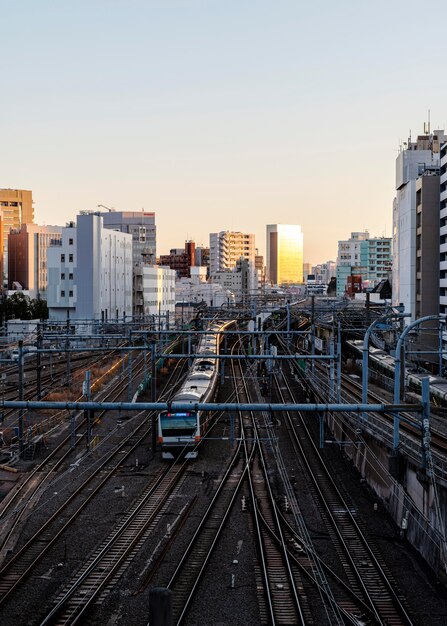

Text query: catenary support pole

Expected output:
[18,340,24,458]
[151,342,157,453]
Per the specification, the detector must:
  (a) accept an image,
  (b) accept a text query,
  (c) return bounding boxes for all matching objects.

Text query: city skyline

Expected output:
[2,1,447,264]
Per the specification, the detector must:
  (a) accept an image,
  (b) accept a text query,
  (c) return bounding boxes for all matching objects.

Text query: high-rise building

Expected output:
[440,143,447,324]
[8,224,63,299]
[100,210,156,265]
[209,231,255,276]
[47,213,133,322]
[312,261,336,285]
[266,224,303,285]
[159,241,196,278]
[0,189,34,287]
[255,251,265,286]
[195,246,210,275]
[211,258,260,302]
[336,232,391,296]
[47,222,77,320]
[133,264,176,321]
[303,262,312,281]
[392,129,445,319]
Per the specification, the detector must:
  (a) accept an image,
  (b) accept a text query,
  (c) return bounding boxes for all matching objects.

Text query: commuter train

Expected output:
[158,319,235,460]
[346,339,447,407]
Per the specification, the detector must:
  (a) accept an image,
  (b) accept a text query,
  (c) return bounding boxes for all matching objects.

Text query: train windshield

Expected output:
[160,412,197,437]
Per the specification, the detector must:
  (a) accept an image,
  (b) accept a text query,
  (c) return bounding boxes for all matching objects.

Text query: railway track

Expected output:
[231,339,308,625]
[305,348,447,466]
[160,335,307,625]
[0,420,150,606]
[273,366,414,626]
[39,463,186,625]
[164,340,250,625]
[243,381,307,624]
[0,357,188,624]
[0,369,138,557]
[0,342,184,561]
[1,348,125,424]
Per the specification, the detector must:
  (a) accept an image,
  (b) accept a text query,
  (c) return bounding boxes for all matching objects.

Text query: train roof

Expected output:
[174,382,209,402]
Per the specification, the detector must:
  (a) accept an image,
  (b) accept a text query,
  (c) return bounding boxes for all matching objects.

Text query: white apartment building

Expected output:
[336,233,392,296]
[133,264,176,321]
[176,279,234,309]
[312,261,336,285]
[209,231,255,276]
[211,259,260,302]
[393,130,445,319]
[47,213,133,322]
[8,224,62,299]
[336,232,369,296]
[47,222,77,320]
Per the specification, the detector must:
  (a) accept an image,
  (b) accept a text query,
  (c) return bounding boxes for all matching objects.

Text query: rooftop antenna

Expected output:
[424,110,431,135]
[97,204,113,212]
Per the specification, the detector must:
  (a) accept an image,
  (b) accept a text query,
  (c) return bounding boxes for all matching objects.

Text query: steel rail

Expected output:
[165,339,252,624]
[39,464,187,626]
[274,368,414,626]
[237,342,307,625]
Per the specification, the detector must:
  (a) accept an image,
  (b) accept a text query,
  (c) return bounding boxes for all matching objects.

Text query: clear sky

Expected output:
[2,0,447,264]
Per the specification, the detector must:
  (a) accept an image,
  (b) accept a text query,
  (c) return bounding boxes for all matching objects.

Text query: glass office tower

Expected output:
[266,224,303,285]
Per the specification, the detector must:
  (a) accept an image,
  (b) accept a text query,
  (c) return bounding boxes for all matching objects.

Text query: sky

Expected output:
[2,0,447,265]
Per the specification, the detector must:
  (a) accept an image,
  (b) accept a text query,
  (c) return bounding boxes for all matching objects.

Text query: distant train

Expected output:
[346,339,447,407]
[158,319,235,460]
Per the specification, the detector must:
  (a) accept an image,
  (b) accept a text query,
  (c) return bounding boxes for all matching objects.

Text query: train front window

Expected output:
[160,412,197,437]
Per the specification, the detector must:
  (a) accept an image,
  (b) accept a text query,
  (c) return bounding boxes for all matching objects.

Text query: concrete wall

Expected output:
[327,411,446,576]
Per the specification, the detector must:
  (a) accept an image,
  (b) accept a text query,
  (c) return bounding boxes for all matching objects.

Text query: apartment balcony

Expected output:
[440,278,447,288]
[441,242,447,254]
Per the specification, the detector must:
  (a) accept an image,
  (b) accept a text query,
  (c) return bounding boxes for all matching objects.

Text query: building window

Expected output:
[69,238,73,245]
[69,254,74,262]
[61,290,65,297]
[61,273,65,280]
[69,272,73,280]
[69,290,73,297]
[61,254,65,262]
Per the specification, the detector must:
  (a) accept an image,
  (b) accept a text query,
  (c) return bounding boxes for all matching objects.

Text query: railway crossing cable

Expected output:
[246,362,344,626]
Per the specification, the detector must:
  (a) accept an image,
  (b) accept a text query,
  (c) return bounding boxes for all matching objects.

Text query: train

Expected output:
[158,318,235,460]
[346,339,447,407]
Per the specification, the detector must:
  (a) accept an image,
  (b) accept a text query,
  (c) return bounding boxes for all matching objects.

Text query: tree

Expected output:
[3,293,49,321]
[6,292,32,320]
[30,297,49,320]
